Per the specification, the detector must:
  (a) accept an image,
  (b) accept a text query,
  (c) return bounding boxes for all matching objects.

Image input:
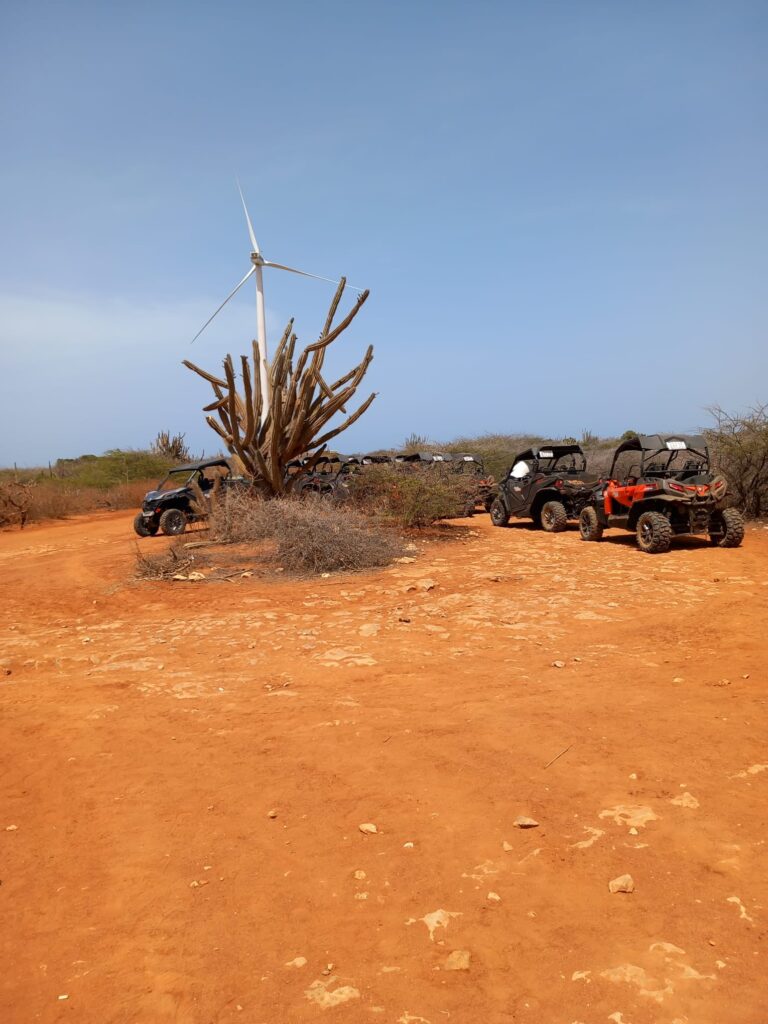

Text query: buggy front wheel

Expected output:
[489,498,509,527]
[133,513,159,537]
[636,511,672,554]
[159,508,187,536]
[579,506,603,542]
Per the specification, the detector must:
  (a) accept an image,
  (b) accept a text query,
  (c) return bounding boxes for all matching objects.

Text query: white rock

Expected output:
[670,792,699,809]
[359,822,378,835]
[487,891,501,903]
[514,816,539,829]
[444,949,471,971]
[552,660,566,668]
[608,874,635,894]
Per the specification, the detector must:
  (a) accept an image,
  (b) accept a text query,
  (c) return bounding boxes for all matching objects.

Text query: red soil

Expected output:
[1,511,766,1023]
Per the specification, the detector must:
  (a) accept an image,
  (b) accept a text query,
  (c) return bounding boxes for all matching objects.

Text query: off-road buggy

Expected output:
[489,443,594,531]
[441,453,496,515]
[393,450,483,520]
[578,434,744,553]
[133,458,244,537]
[292,454,362,498]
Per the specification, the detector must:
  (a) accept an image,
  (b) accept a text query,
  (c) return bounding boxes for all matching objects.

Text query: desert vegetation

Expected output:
[184,278,375,496]
[0,449,178,528]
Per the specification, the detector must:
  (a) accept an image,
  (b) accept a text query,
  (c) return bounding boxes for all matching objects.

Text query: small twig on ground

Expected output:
[543,744,572,769]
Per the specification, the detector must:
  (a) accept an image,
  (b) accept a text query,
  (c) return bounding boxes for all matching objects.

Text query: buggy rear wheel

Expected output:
[636,510,672,553]
[579,506,603,542]
[489,498,509,527]
[540,500,568,533]
[709,507,745,548]
[133,513,159,537]
[159,508,187,536]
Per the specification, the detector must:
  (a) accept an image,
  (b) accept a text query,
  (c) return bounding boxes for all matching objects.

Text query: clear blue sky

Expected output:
[1,0,766,464]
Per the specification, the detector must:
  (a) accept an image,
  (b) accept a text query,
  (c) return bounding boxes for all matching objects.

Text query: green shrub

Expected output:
[348,463,475,528]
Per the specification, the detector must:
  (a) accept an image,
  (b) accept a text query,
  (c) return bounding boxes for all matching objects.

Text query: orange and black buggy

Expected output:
[579,434,744,553]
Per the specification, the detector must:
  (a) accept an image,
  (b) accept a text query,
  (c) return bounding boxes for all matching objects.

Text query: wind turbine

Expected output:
[192,184,360,421]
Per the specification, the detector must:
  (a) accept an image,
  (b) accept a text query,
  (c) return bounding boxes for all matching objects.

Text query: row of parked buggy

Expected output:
[134,432,744,555]
[132,448,494,538]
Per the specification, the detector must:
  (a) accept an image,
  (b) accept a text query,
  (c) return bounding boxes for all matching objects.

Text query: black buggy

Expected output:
[133,458,242,537]
[489,443,595,531]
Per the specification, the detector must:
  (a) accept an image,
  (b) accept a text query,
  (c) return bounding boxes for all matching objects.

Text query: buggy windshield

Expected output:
[535,452,587,475]
[156,467,222,492]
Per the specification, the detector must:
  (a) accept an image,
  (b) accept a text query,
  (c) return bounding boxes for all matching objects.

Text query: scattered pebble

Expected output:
[285,956,307,968]
[58,994,69,1001]
[514,816,539,829]
[502,840,513,852]
[444,949,471,971]
[552,660,566,669]
[403,841,414,849]
[487,891,501,903]
[673,677,685,683]
[5,825,18,832]
[189,879,209,888]
[608,874,635,894]
[321,963,334,976]
[267,809,278,819]
[354,869,366,880]
[359,823,378,835]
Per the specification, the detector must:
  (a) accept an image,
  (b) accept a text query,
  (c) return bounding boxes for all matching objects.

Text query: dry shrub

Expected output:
[209,488,273,543]
[348,464,475,528]
[0,481,34,528]
[210,490,400,574]
[135,541,193,580]
[706,403,768,517]
[19,479,158,526]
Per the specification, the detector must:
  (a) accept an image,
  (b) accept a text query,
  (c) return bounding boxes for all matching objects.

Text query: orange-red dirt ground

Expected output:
[1,512,766,1024]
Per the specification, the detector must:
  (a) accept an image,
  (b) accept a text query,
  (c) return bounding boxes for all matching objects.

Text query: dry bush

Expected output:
[706,403,768,517]
[0,481,34,528]
[209,488,274,543]
[348,464,476,528]
[20,479,157,525]
[135,541,194,580]
[210,490,400,574]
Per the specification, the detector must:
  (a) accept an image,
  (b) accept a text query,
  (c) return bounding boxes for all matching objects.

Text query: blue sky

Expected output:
[1,0,766,464]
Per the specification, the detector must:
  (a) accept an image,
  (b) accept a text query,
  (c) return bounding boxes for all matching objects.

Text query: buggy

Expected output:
[489,443,594,531]
[443,453,496,515]
[578,434,744,553]
[133,458,244,537]
[293,454,361,498]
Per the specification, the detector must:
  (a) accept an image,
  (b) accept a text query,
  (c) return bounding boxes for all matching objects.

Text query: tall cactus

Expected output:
[183,278,374,495]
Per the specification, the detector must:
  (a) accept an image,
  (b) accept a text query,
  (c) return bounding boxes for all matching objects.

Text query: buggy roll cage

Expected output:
[608,435,710,481]
[506,443,586,478]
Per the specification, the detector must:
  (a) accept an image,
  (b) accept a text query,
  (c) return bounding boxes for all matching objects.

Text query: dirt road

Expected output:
[1,512,766,1024]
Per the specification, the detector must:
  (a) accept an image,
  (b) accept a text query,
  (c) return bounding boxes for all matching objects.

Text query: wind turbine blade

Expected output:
[264,261,364,293]
[191,266,256,343]
[236,178,260,255]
